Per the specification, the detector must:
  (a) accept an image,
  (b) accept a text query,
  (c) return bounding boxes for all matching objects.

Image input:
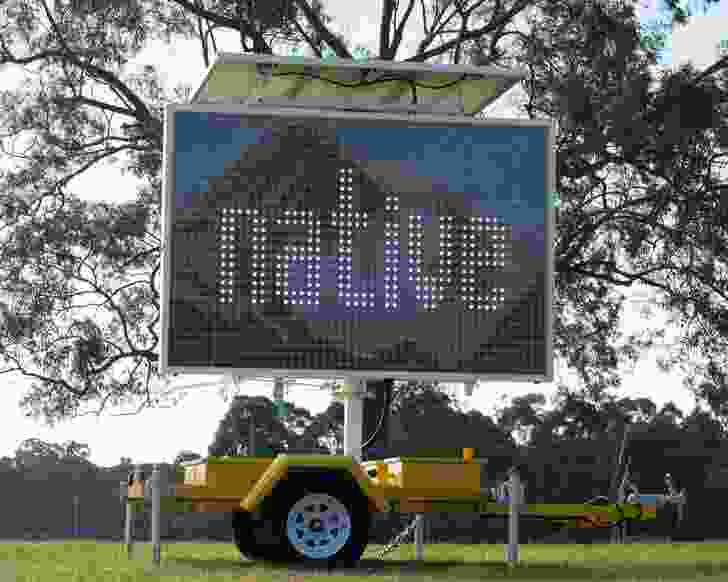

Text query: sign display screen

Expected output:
[161,105,554,382]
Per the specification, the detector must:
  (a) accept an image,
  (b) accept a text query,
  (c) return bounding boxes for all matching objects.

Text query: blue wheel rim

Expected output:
[286,492,352,560]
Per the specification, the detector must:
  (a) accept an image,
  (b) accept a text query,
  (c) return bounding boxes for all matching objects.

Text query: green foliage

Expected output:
[289,43,373,61]
[12,438,94,482]
[273,399,289,417]
[639,29,668,53]
[321,44,373,61]
[4,387,728,540]
[208,394,333,456]
[0,0,725,428]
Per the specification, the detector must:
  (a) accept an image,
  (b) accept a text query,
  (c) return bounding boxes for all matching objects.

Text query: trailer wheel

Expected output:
[270,473,371,567]
[232,511,272,561]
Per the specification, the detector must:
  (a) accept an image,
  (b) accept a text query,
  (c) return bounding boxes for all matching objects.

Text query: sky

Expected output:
[0,0,727,468]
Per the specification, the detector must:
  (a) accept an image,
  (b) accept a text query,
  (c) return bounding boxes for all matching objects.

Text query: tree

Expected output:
[302,401,345,454]
[61,439,91,460]
[495,392,547,445]
[12,438,94,495]
[119,456,133,467]
[0,0,726,425]
[636,0,723,57]
[208,394,315,456]
[14,438,66,465]
[390,381,515,460]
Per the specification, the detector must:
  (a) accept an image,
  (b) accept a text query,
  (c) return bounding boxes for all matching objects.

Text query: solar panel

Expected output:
[190,53,526,116]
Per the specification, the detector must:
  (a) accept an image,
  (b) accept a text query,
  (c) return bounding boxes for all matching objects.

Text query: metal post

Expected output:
[126,467,142,558]
[343,378,364,463]
[505,467,520,566]
[415,514,425,560]
[248,413,256,456]
[124,497,134,557]
[72,495,80,538]
[151,465,161,566]
[120,480,133,557]
[613,481,626,544]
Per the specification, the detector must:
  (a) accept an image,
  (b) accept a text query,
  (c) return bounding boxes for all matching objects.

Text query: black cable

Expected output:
[263,70,473,111]
[361,380,393,454]
[268,69,469,92]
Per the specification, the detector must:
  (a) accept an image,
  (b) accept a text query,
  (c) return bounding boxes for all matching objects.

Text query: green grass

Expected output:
[2,540,728,581]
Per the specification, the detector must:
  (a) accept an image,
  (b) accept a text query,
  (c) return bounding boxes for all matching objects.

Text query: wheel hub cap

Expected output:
[286,493,352,559]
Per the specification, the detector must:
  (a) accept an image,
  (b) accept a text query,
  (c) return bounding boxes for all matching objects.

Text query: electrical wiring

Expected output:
[360,380,393,454]
[261,68,473,108]
[158,374,393,455]
[270,70,469,88]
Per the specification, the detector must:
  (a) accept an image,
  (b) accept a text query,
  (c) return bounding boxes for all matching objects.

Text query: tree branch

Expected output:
[407,0,531,63]
[34,0,159,134]
[237,0,270,54]
[66,270,142,354]
[388,0,417,60]
[55,95,138,120]
[169,0,258,36]
[419,0,429,38]
[87,348,157,377]
[380,0,394,59]
[0,349,85,397]
[53,145,144,193]
[194,0,211,68]
[414,0,461,59]
[452,0,469,64]
[293,0,351,58]
[118,247,161,270]
[291,17,324,57]
[695,53,728,83]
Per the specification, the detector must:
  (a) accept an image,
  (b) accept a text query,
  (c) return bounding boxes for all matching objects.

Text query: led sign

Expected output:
[161,106,554,382]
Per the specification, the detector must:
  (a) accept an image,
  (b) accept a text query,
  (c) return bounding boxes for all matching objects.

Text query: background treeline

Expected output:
[3,382,726,543]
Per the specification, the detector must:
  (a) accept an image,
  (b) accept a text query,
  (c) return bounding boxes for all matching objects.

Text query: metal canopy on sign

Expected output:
[189,52,526,116]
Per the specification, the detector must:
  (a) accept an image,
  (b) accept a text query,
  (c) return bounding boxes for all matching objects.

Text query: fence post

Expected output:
[72,495,80,538]
[151,465,161,566]
[120,480,132,556]
[126,466,143,558]
[414,514,425,560]
[505,466,520,566]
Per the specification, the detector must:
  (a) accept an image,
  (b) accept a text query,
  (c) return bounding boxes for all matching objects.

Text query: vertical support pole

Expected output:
[343,378,364,463]
[362,379,392,461]
[72,495,80,538]
[673,489,686,541]
[124,497,135,558]
[505,466,520,566]
[151,465,161,566]
[120,480,132,556]
[126,467,142,559]
[415,514,425,560]
[248,412,256,456]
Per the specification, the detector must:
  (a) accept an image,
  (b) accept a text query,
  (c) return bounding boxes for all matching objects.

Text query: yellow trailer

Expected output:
[126,451,668,568]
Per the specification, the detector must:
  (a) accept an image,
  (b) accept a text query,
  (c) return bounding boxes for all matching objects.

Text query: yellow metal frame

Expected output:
[136,455,388,513]
[361,456,482,492]
[126,452,660,530]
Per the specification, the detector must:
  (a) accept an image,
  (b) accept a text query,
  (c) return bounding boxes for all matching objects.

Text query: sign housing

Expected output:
[160,104,555,384]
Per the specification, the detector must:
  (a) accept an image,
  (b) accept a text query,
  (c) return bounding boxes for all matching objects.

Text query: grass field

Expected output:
[2,540,728,581]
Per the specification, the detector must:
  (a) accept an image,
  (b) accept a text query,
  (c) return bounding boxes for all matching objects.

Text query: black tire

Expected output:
[261,471,372,568]
[232,511,275,561]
